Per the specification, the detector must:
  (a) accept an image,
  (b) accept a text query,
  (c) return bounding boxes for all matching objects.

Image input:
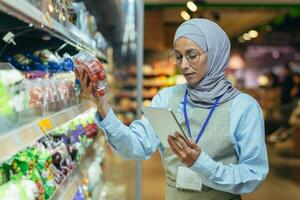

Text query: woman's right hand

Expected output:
[75,66,111,118]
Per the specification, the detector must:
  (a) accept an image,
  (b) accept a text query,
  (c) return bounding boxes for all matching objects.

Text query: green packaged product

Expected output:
[0,166,8,185]
[37,151,56,199]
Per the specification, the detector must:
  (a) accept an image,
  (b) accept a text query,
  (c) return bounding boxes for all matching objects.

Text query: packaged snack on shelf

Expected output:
[72,185,86,200]
[62,57,75,72]
[0,67,29,112]
[4,54,31,71]
[51,146,75,184]
[25,71,49,79]
[0,165,9,185]
[26,78,44,109]
[0,65,31,133]
[72,51,108,97]
[36,151,56,199]
[0,179,39,200]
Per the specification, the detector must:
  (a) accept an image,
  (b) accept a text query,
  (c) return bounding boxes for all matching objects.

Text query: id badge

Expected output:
[176,166,202,191]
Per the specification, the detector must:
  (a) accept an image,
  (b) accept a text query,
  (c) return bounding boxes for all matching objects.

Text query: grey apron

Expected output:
[160,84,241,200]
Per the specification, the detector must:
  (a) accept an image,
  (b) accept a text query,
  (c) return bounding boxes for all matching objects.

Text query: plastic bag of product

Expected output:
[72,51,108,97]
[0,179,38,200]
[26,79,44,108]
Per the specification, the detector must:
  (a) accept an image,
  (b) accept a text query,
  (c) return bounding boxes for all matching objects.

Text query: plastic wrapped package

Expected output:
[0,67,30,133]
[62,57,74,71]
[0,68,29,113]
[55,80,69,109]
[71,2,89,34]
[40,0,71,23]
[25,71,48,79]
[42,80,55,113]
[6,54,31,71]
[73,51,108,97]
[0,179,38,200]
[25,78,44,117]
[72,185,85,200]
[52,71,76,106]
[88,15,97,37]
[51,144,75,185]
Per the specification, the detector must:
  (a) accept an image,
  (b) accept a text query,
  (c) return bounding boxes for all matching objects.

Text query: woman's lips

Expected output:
[184,73,195,78]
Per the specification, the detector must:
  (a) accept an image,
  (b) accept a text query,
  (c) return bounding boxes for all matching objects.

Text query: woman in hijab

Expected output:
[75,18,268,200]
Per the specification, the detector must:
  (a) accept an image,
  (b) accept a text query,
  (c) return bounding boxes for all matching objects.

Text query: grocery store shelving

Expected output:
[0,100,95,162]
[50,135,104,200]
[50,167,82,200]
[0,0,110,199]
[0,0,106,61]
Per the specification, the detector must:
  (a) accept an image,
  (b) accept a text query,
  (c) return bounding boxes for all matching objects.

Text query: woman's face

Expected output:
[173,37,208,87]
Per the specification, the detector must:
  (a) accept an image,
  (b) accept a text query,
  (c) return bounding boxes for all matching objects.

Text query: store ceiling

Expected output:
[152,8,287,38]
[144,0,299,38]
[145,0,300,4]
[85,0,299,47]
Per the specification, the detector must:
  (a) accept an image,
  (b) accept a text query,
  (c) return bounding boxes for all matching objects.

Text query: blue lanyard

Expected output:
[183,90,222,144]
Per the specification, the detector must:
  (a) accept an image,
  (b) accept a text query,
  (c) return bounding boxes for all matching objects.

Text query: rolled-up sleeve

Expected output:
[190,93,269,194]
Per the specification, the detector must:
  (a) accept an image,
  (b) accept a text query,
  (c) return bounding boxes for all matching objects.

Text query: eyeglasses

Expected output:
[168,49,207,65]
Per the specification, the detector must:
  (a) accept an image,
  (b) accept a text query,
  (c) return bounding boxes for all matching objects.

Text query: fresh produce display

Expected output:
[0,0,112,199]
[0,48,81,134]
[0,109,100,199]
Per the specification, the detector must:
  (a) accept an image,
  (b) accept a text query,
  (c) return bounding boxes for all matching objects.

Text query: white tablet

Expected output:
[142,106,189,147]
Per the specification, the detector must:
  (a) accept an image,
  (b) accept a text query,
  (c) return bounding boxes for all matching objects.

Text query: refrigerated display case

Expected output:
[0,0,114,199]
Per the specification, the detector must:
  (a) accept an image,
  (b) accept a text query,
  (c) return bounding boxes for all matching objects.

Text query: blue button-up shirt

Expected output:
[95,86,269,194]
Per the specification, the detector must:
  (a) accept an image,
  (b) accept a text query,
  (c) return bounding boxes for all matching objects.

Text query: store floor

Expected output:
[142,138,300,200]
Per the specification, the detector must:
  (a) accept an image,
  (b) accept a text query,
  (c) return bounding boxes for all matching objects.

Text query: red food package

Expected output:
[72,51,108,97]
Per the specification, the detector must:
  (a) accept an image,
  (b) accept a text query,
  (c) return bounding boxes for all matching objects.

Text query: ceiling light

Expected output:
[248,30,258,38]
[181,11,191,21]
[187,1,197,12]
[258,75,269,86]
[242,33,251,41]
[238,36,245,43]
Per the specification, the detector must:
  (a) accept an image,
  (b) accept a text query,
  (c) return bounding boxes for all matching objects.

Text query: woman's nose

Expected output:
[180,57,190,69]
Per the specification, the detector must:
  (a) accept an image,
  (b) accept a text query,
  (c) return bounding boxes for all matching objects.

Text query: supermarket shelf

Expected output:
[115,91,156,100]
[116,91,136,99]
[0,0,106,61]
[121,81,173,88]
[143,83,174,88]
[114,105,137,113]
[118,71,175,77]
[50,167,82,200]
[50,136,104,200]
[143,71,176,77]
[0,100,95,162]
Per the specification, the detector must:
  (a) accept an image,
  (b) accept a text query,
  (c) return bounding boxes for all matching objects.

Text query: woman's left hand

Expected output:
[167,132,201,166]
